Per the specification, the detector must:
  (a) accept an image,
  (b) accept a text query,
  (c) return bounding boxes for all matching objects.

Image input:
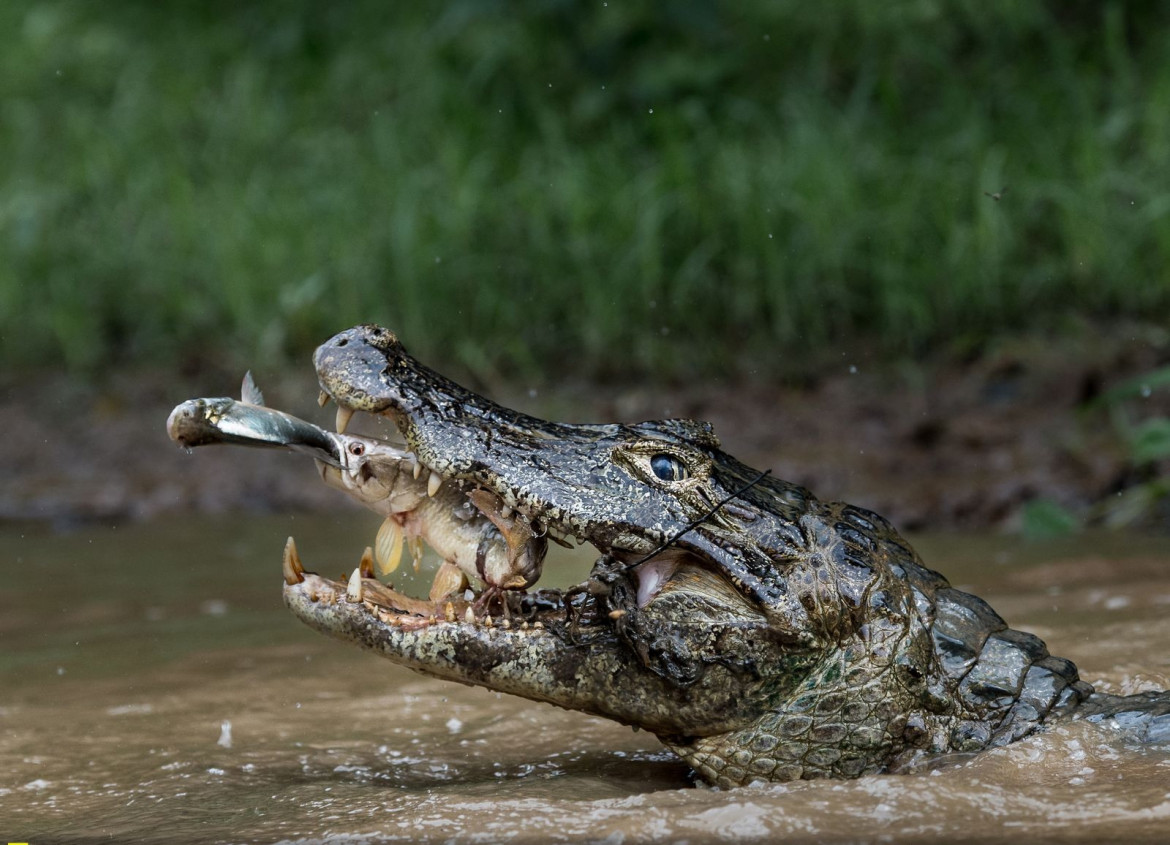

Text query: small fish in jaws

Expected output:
[166,374,548,619]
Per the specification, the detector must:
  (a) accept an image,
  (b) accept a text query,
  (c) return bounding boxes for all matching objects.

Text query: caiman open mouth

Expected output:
[285,416,697,626]
[280,402,710,635]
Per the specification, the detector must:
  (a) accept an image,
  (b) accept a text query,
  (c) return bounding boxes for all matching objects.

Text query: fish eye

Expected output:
[348,442,365,457]
[650,453,688,482]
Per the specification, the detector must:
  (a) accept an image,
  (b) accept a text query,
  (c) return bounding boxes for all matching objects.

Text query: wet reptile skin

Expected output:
[285,324,1169,787]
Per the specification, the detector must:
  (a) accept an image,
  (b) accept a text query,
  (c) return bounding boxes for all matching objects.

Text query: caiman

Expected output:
[169,325,1170,788]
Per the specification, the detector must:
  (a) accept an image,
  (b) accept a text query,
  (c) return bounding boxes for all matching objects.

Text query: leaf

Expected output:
[1130,418,1170,465]
[1020,498,1081,539]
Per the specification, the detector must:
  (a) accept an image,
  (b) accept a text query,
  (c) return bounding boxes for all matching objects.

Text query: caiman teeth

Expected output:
[335,405,355,434]
[427,471,443,497]
[346,567,363,602]
[412,461,422,480]
[283,536,306,585]
[317,390,330,408]
[547,525,574,549]
[375,516,405,575]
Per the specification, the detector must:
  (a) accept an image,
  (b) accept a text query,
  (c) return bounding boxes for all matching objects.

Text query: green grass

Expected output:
[3,1,1170,380]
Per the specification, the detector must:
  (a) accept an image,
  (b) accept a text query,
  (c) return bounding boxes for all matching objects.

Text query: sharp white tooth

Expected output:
[427,471,443,497]
[444,601,457,623]
[500,505,513,519]
[464,607,476,624]
[347,567,363,602]
[335,405,355,434]
[317,390,330,408]
[412,460,422,480]
[375,517,405,575]
[283,536,305,585]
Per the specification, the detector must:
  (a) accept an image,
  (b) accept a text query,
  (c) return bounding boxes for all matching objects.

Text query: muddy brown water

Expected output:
[3,514,1169,844]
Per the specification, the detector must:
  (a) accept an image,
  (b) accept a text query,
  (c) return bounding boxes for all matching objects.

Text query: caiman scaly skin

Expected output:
[283,324,1170,787]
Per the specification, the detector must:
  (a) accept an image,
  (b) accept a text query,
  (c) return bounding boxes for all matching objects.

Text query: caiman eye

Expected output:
[348,442,365,457]
[650,453,688,482]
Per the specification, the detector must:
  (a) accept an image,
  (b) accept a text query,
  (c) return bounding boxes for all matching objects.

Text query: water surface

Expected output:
[3,515,1169,843]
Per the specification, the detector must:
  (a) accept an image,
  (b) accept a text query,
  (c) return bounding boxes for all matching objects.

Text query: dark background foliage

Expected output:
[3,0,1169,381]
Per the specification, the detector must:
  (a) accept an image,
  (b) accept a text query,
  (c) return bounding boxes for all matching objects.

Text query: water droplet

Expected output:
[1140,384,1152,398]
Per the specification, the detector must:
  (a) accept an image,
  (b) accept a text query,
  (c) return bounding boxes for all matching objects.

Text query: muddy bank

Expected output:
[2,325,1166,532]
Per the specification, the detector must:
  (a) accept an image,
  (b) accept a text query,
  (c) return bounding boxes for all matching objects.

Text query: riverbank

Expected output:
[3,322,1165,534]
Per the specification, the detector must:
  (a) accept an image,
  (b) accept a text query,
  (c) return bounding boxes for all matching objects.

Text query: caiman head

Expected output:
[286,324,1091,787]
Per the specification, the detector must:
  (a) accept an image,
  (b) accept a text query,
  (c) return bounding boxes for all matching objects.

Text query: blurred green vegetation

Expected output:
[2,1,1170,380]
[1023,363,1170,536]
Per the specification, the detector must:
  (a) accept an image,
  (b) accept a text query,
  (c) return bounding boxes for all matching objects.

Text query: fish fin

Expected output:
[240,371,265,406]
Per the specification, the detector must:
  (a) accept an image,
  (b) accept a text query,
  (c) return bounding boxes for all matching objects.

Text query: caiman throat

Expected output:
[174,324,1170,787]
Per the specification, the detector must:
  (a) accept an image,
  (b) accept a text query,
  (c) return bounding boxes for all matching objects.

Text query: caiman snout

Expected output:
[313,324,407,415]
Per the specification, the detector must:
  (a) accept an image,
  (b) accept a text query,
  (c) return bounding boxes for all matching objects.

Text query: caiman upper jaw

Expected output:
[311,326,747,581]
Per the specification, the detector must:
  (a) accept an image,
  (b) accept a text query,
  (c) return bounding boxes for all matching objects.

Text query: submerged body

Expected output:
[171,326,1170,787]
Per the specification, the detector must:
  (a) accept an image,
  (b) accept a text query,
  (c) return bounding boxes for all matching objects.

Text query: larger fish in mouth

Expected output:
[168,325,1170,788]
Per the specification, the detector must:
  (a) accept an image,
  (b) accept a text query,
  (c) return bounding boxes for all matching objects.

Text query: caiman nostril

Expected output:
[337,338,349,347]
